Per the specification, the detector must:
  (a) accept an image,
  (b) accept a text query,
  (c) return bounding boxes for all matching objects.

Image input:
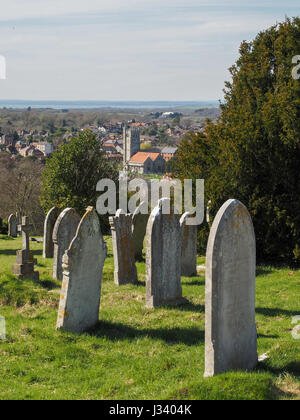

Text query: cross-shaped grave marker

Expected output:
[12,216,39,281]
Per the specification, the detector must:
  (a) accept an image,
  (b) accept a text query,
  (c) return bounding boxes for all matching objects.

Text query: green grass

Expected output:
[0,234,299,400]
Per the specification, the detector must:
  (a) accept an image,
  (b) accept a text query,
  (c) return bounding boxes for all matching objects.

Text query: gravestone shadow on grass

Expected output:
[87,320,204,346]
[0,236,13,241]
[259,360,300,378]
[0,249,23,256]
[256,307,300,317]
[181,277,205,287]
[37,278,59,290]
[256,266,276,276]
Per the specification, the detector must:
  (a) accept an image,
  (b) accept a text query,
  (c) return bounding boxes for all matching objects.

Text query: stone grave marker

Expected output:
[109,210,138,285]
[146,198,185,308]
[180,212,198,277]
[12,216,39,281]
[57,207,107,333]
[16,212,22,236]
[43,207,59,258]
[8,214,17,237]
[53,208,80,280]
[132,202,149,261]
[204,199,258,377]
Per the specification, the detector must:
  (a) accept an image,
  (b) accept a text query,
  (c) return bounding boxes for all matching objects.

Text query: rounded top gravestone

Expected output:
[8,214,17,237]
[56,207,107,334]
[132,201,149,262]
[43,206,59,258]
[205,199,258,377]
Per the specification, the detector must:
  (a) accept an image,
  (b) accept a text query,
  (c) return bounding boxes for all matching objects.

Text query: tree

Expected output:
[0,154,44,234]
[40,130,119,231]
[172,115,181,127]
[172,17,300,263]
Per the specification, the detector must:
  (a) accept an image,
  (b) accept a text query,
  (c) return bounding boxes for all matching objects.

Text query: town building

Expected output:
[32,142,53,156]
[161,147,178,162]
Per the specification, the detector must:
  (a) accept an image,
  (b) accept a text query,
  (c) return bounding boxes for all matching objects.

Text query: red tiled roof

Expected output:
[129,152,160,164]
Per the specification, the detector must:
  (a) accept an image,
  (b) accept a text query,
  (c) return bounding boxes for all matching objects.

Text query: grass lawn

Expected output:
[0,234,299,400]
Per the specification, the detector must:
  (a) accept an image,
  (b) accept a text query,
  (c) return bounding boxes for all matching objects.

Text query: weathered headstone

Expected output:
[204,199,257,377]
[180,212,198,277]
[43,207,59,258]
[109,210,138,285]
[8,214,17,237]
[53,208,80,280]
[132,202,149,261]
[16,212,22,236]
[206,200,212,226]
[146,198,185,308]
[56,207,107,333]
[0,316,5,340]
[12,216,39,281]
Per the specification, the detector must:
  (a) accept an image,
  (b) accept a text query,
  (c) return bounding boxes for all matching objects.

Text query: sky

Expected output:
[0,0,298,102]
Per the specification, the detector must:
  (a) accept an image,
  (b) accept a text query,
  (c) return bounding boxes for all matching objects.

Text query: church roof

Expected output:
[129,152,160,164]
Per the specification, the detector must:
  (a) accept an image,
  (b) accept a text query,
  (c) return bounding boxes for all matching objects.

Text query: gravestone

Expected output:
[0,316,5,340]
[146,198,185,308]
[43,207,59,258]
[204,199,257,377]
[16,212,22,236]
[53,208,80,280]
[12,216,39,281]
[180,212,198,277]
[57,207,107,333]
[206,200,212,227]
[8,214,17,237]
[132,202,149,261]
[109,210,138,285]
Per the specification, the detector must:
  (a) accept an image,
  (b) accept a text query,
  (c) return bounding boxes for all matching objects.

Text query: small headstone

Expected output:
[206,200,212,226]
[180,212,198,277]
[132,202,149,261]
[52,208,80,280]
[12,216,39,281]
[43,207,59,258]
[146,198,185,308]
[16,212,22,236]
[109,210,138,285]
[204,199,258,377]
[57,207,107,333]
[0,316,5,340]
[8,214,17,237]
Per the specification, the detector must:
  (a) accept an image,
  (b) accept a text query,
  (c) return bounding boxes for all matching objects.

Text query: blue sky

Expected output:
[0,0,298,101]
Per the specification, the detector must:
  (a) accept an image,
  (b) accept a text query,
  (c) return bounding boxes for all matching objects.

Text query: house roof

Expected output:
[161,147,178,154]
[129,152,160,164]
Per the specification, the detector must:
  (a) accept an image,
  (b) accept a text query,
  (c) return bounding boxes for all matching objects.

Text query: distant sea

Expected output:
[0,100,219,110]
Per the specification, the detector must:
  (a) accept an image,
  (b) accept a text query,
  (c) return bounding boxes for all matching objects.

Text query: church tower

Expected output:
[123,124,140,167]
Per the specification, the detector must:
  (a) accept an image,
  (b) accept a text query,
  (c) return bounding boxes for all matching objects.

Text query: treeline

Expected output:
[0,154,44,234]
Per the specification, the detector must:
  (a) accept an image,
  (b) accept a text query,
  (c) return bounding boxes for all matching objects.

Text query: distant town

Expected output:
[0,106,220,173]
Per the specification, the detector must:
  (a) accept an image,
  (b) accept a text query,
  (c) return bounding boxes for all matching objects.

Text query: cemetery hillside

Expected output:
[0,14,300,403]
[0,234,300,400]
